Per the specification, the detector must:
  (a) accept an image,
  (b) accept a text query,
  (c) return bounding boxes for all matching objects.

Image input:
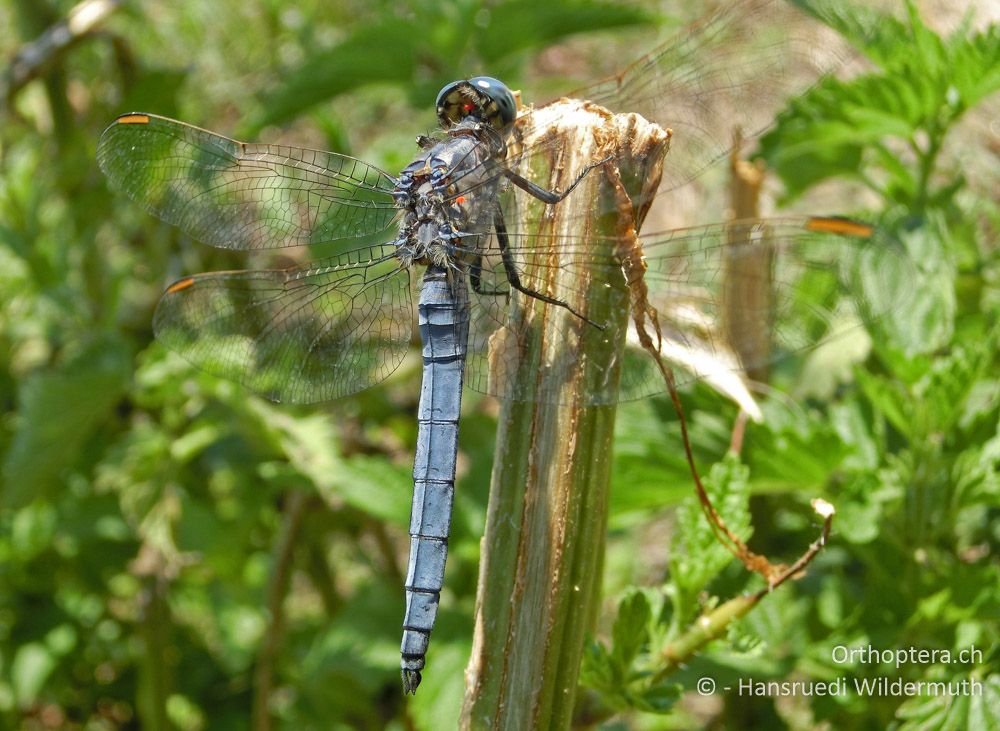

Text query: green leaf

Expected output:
[11,643,56,705]
[291,581,401,723]
[252,19,424,131]
[744,400,848,493]
[834,471,903,545]
[330,455,413,527]
[767,2,1000,203]
[406,637,469,731]
[855,369,913,440]
[242,401,411,527]
[611,400,693,519]
[250,0,653,133]
[913,342,994,436]
[952,427,1000,509]
[3,335,131,507]
[633,681,683,713]
[611,590,651,670]
[579,640,616,693]
[828,400,879,470]
[796,0,911,69]
[478,0,652,64]
[949,25,1000,110]
[670,454,751,600]
[896,673,1000,731]
[761,73,931,198]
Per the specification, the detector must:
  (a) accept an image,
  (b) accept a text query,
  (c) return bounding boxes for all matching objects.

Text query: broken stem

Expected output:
[460,100,669,730]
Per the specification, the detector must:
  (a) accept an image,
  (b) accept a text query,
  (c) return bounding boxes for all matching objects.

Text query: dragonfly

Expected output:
[97,0,907,694]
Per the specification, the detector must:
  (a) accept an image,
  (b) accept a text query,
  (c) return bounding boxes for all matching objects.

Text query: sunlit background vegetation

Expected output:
[1,0,998,729]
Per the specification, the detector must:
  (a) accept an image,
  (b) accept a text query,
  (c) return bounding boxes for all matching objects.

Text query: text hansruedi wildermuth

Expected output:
[739,644,984,698]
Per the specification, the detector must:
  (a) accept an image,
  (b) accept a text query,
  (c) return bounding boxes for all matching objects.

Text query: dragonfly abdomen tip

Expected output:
[401,668,422,694]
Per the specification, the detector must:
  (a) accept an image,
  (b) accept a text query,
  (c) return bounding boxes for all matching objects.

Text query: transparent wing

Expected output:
[476,0,856,212]
[97,113,400,249]
[463,217,913,405]
[570,0,853,191]
[153,244,412,403]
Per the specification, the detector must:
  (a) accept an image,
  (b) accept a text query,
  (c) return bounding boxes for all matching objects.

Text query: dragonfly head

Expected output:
[435,76,517,134]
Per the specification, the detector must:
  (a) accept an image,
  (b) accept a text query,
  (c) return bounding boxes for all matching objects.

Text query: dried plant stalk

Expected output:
[460,100,669,730]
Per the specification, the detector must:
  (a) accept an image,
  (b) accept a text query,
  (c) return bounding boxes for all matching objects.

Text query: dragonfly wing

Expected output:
[510,0,856,202]
[464,217,914,405]
[97,113,399,249]
[154,244,412,403]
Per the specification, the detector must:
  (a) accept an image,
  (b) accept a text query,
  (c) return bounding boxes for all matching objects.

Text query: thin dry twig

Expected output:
[652,499,833,682]
[603,160,834,586]
[1,0,124,112]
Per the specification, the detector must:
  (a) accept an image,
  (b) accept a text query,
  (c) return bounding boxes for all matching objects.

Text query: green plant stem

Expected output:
[574,509,834,726]
[252,489,308,731]
[301,499,343,616]
[913,125,944,212]
[136,574,171,731]
[653,511,834,685]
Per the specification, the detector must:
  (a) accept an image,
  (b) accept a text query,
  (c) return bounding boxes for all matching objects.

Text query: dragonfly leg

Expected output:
[501,154,613,204]
[494,207,602,329]
[469,252,508,296]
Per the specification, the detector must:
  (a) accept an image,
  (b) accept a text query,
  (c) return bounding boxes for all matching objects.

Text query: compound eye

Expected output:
[435,77,517,131]
[468,76,517,130]
[435,81,476,129]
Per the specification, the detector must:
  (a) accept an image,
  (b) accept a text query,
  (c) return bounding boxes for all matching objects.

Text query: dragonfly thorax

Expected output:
[393,134,504,269]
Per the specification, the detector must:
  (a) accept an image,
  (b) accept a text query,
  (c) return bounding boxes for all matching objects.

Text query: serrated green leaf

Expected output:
[911,337,994,436]
[745,401,848,493]
[768,2,1000,207]
[904,0,949,80]
[579,639,616,690]
[793,0,911,69]
[855,370,912,439]
[844,106,916,140]
[670,454,751,599]
[611,400,692,519]
[950,25,1000,108]
[633,681,683,713]
[896,673,1000,731]
[952,427,1000,508]
[611,590,651,670]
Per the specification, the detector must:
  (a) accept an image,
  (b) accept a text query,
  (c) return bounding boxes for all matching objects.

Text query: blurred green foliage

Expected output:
[585,2,1000,729]
[0,1,997,730]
